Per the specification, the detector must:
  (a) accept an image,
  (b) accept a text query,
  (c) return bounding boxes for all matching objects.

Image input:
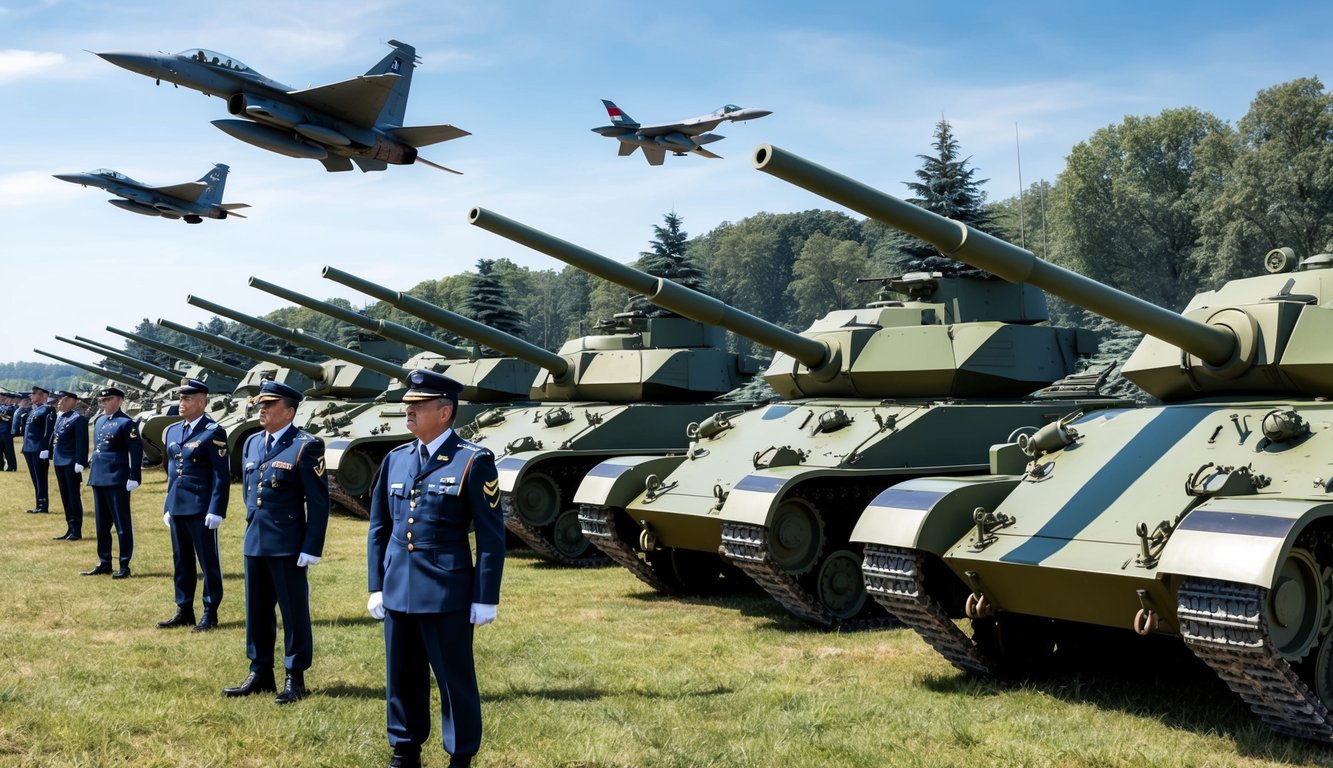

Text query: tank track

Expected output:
[862,545,995,676]
[576,504,676,591]
[721,522,898,631]
[1178,577,1333,743]
[327,472,370,519]
[500,497,609,567]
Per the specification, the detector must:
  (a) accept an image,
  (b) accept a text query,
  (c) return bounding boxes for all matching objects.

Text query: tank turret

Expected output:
[34,348,149,391]
[156,318,323,391]
[468,207,1089,399]
[106,325,249,380]
[748,144,1325,402]
[184,295,407,397]
[56,335,179,382]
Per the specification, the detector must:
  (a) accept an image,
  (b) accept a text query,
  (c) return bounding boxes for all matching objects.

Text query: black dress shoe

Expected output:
[222,670,276,697]
[66,535,81,541]
[53,532,71,540]
[447,755,473,768]
[80,564,112,576]
[388,746,422,768]
[27,508,47,514]
[111,567,131,579]
[192,612,218,633]
[274,670,307,705]
[157,609,197,629]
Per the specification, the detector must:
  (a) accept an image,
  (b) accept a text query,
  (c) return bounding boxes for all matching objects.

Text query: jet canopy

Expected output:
[92,169,128,180]
[179,49,251,72]
[714,104,744,116]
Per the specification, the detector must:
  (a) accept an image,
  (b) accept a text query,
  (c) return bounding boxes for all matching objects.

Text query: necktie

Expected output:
[264,434,274,455]
[413,443,428,475]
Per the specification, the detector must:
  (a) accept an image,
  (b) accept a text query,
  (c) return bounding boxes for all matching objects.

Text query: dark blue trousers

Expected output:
[53,464,84,535]
[243,555,311,672]
[91,484,134,567]
[23,451,49,510]
[384,609,480,758]
[170,514,223,611]
[0,433,16,471]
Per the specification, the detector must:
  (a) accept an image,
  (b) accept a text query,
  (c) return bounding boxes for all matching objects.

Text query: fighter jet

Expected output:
[53,164,249,223]
[591,100,772,165]
[95,40,468,173]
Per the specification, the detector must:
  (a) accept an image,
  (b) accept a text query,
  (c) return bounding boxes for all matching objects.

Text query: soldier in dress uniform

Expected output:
[223,379,328,705]
[0,390,18,472]
[158,379,229,632]
[367,370,505,768]
[49,391,89,540]
[80,387,143,579]
[22,385,56,514]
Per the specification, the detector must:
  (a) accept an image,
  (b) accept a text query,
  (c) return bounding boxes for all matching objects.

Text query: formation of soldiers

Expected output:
[4,370,503,768]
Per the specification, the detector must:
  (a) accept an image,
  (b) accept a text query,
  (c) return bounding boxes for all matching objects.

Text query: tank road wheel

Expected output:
[512,472,559,527]
[972,613,1058,678]
[549,508,597,561]
[1269,547,1326,661]
[815,549,868,620]
[336,447,378,498]
[648,548,724,595]
[767,498,824,576]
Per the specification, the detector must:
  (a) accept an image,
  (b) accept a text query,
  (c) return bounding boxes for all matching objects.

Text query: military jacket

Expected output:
[12,405,30,437]
[368,431,505,613]
[88,410,143,487]
[21,403,54,454]
[50,411,89,467]
[241,427,328,558]
[0,404,13,437]
[164,417,230,519]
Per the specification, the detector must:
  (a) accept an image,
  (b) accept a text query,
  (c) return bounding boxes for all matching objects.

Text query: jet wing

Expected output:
[389,124,471,148]
[150,181,209,203]
[286,73,400,129]
[693,147,723,159]
[638,117,724,137]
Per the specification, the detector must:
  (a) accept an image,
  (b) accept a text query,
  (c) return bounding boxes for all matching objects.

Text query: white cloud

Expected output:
[0,49,66,85]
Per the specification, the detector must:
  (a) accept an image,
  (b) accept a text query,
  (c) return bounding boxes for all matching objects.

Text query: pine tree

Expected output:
[895,119,996,269]
[626,212,710,317]
[462,259,526,353]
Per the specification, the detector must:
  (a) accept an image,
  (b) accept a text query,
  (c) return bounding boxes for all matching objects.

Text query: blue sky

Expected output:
[1,0,1329,368]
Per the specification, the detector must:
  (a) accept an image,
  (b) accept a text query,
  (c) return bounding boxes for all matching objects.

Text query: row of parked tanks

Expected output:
[40,141,1333,744]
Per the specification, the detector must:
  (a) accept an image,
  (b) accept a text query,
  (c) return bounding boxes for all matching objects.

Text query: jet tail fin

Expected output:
[369,39,420,127]
[389,124,470,147]
[195,164,230,208]
[617,142,637,157]
[601,99,639,128]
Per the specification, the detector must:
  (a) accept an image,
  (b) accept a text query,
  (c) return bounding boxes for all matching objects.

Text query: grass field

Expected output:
[1,465,1331,767]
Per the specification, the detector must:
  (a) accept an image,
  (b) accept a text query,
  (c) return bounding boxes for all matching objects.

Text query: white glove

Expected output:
[470,603,497,626]
[163,512,172,528]
[205,513,223,530]
[367,591,385,621]
[39,450,49,459]
[296,553,320,567]
[126,480,140,492]
[74,463,84,475]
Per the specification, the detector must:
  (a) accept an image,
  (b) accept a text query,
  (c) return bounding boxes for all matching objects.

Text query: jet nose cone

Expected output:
[95,51,161,76]
[53,173,85,184]
[737,109,772,121]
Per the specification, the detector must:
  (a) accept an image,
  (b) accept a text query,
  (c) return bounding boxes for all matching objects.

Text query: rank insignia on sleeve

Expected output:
[314,456,325,477]
[483,478,500,508]
[211,440,226,447]
[218,449,227,457]
[129,430,137,438]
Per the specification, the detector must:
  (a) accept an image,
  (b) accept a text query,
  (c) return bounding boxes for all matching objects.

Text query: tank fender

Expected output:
[850,476,1022,556]
[572,454,690,508]
[494,454,532,495]
[1158,498,1333,588]
[324,438,351,470]
[721,467,846,527]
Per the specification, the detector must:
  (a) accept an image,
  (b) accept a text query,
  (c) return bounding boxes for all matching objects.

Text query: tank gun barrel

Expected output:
[321,266,570,377]
[58,335,179,381]
[185,295,409,381]
[156,318,326,380]
[106,326,249,379]
[34,349,145,390]
[247,276,474,361]
[467,207,830,370]
[751,143,1237,367]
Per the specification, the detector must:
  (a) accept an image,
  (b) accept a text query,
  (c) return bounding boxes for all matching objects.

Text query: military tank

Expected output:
[105,327,246,465]
[53,335,178,421]
[749,143,1333,741]
[33,348,153,398]
[324,265,762,566]
[468,206,1124,626]
[246,276,539,516]
[156,317,320,473]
